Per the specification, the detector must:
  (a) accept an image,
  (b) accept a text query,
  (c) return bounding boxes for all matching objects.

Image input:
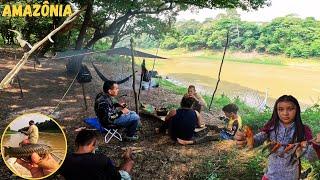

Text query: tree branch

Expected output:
[0,8,84,89]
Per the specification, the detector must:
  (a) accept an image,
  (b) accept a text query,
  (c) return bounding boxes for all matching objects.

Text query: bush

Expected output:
[94,38,111,51]
[160,37,178,50]
[266,44,283,55]
[180,35,206,51]
[243,38,256,52]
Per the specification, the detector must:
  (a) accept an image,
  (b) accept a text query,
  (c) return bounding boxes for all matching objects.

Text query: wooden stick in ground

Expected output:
[0,8,84,89]
[81,83,88,110]
[130,38,139,113]
[208,30,230,110]
[138,59,145,102]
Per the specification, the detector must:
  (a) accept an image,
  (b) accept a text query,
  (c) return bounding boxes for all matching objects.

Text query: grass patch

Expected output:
[159,79,187,95]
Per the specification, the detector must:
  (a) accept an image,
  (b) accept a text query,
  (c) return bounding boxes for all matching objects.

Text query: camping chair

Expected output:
[84,117,122,143]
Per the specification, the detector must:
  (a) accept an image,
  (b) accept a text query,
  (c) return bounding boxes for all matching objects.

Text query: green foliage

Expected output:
[135,33,160,49]
[0,0,269,53]
[302,104,320,134]
[142,13,320,58]
[94,38,111,51]
[160,36,179,50]
[159,79,186,95]
[240,154,266,179]
[187,158,222,180]
[307,161,320,179]
[90,54,130,63]
[180,35,206,51]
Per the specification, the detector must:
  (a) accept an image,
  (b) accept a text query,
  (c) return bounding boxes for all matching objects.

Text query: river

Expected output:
[2,132,66,161]
[146,52,320,109]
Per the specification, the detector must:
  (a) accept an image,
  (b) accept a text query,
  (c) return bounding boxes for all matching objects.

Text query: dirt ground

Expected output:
[0,49,254,179]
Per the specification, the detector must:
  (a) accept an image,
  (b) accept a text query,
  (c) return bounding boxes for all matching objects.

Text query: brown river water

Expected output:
[2,132,66,161]
[146,55,320,109]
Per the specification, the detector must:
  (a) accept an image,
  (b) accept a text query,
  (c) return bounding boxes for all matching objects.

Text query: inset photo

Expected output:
[1,113,67,179]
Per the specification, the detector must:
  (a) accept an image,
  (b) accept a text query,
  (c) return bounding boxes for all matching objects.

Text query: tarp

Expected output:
[53,49,93,59]
[52,47,167,60]
[106,47,167,59]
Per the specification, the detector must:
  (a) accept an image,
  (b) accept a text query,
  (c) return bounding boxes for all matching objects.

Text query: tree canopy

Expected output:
[0,0,270,53]
[138,12,320,58]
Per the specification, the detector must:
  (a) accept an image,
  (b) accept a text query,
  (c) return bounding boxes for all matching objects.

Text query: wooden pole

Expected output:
[208,30,230,110]
[138,59,145,101]
[81,83,88,110]
[130,38,139,113]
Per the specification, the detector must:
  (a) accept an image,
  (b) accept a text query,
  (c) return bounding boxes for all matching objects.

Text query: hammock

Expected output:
[91,62,132,84]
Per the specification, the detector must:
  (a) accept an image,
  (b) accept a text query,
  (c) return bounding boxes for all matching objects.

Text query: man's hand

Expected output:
[122,148,133,161]
[120,148,134,173]
[234,131,247,148]
[300,141,308,148]
[121,108,130,114]
[187,94,196,99]
[16,153,59,178]
[119,102,127,108]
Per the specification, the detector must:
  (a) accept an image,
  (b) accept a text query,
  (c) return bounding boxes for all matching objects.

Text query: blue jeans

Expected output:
[220,130,233,140]
[113,111,140,137]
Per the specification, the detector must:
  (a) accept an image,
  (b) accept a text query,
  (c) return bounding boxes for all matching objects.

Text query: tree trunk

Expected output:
[130,38,139,113]
[85,35,102,49]
[67,1,93,74]
[110,34,119,49]
[85,12,132,49]
[75,2,93,50]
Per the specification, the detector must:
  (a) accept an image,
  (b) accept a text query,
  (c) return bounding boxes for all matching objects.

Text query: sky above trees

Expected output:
[177,0,320,22]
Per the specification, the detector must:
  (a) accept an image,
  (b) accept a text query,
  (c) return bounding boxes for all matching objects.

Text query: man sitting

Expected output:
[19,120,39,145]
[95,81,140,140]
[182,85,207,112]
[60,129,134,180]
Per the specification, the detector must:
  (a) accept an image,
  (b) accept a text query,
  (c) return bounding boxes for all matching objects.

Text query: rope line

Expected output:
[50,70,80,115]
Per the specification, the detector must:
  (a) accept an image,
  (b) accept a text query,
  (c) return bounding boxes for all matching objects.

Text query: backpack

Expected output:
[77,64,92,83]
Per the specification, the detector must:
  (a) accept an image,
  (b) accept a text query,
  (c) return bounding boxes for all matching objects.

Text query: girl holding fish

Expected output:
[235,95,320,180]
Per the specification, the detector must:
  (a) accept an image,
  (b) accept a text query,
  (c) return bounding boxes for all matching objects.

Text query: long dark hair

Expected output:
[261,95,305,142]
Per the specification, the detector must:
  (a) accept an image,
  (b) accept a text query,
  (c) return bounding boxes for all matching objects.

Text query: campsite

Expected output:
[1,1,320,179]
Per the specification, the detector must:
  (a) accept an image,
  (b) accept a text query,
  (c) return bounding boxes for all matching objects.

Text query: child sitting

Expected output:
[219,103,242,140]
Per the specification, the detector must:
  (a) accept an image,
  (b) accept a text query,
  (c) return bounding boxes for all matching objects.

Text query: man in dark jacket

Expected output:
[95,81,140,140]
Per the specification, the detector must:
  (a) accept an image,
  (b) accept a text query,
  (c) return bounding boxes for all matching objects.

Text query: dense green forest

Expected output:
[137,10,320,58]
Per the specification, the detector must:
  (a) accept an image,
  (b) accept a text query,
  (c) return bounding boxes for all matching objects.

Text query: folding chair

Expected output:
[103,124,122,143]
[84,117,122,143]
